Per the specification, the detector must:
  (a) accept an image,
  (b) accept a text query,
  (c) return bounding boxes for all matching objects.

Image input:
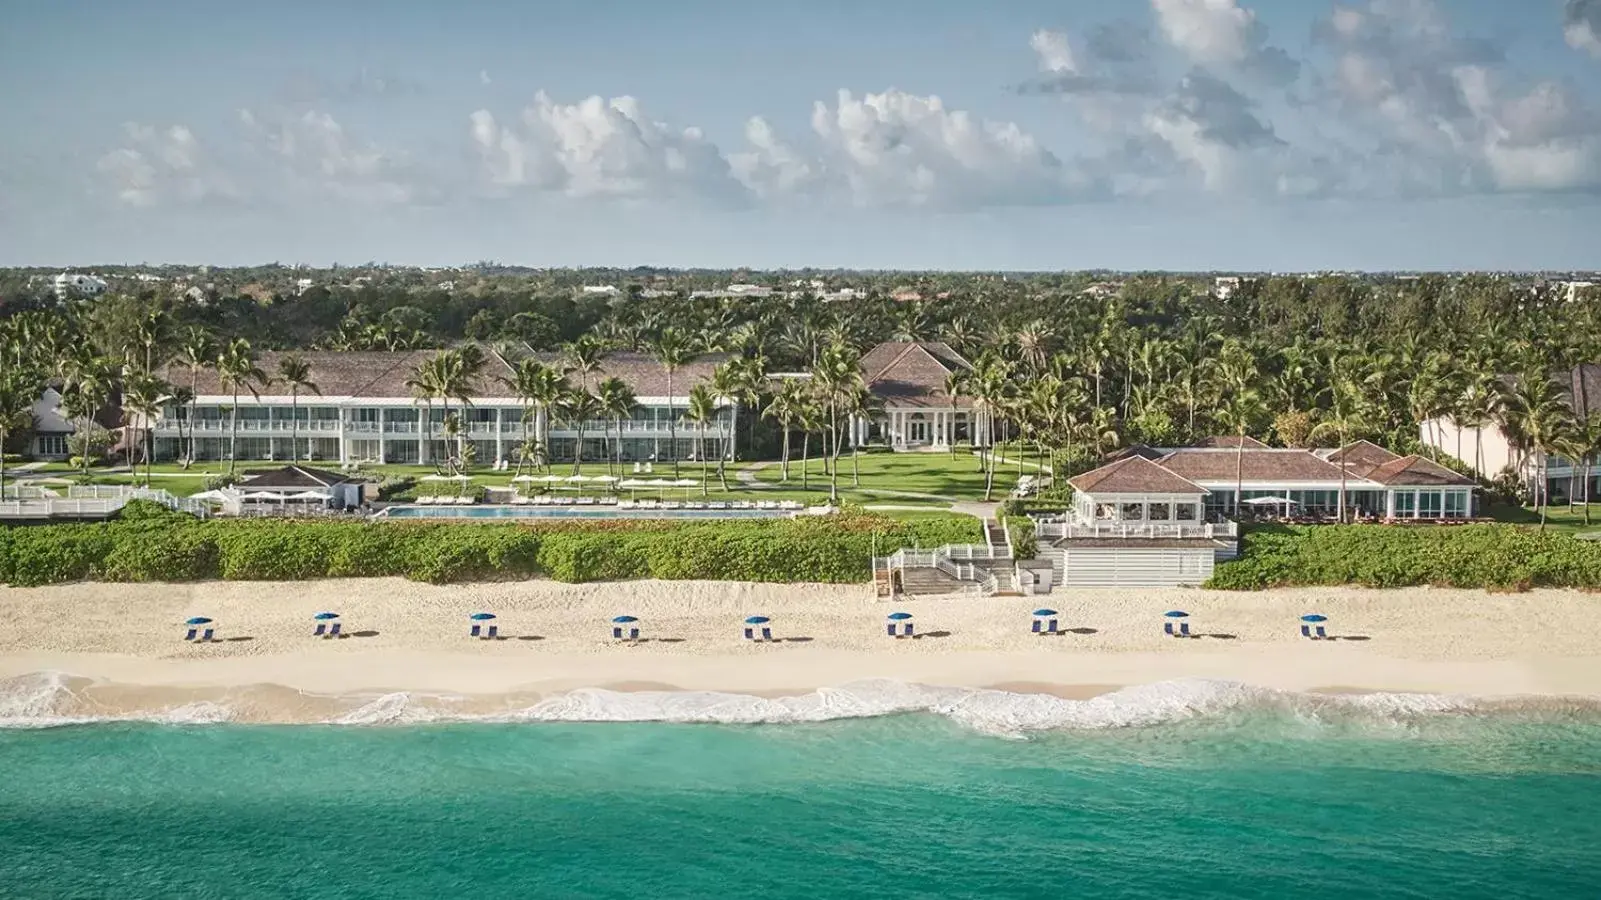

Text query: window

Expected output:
[1120,503,1145,520]
[1394,491,1416,517]
[1444,491,1468,518]
[1175,504,1198,521]
[1419,491,1443,517]
[36,435,67,456]
[1148,502,1171,521]
[1095,503,1116,520]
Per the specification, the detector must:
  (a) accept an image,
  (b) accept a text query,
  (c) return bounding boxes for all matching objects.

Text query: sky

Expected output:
[3,0,1601,271]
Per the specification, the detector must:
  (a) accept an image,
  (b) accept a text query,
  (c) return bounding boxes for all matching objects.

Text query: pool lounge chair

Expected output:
[470,623,482,638]
[708,501,727,510]
[313,623,327,637]
[1300,624,1313,638]
[887,622,897,637]
[761,627,773,641]
[329,622,342,637]
[743,626,755,640]
[201,628,214,641]
[757,500,778,510]
[618,500,638,509]
[416,496,434,506]
[731,500,751,510]
[1315,625,1327,639]
[576,497,596,506]
[511,496,532,506]
[600,497,619,506]
[1179,622,1191,637]
[1164,621,1176,637]
[184,627,198,641]
[1032,620,1042,634]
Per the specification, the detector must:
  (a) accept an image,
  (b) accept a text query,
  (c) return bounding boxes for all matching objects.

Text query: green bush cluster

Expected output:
[0,510,983,587]
[1005,516,1038,560]
[414,481,487,500]
[1208,524,1601,591]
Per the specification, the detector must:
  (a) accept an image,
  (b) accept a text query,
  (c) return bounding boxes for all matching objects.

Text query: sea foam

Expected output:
[2,670,1568,735]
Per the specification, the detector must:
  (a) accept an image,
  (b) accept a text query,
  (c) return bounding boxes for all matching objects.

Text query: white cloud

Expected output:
[95,123,235,206]
[240,108,420,203]
[1030,30,1078,73]
[480,69,493,86]
[1569,0,1601,58]
[728,116,820,200]
[1151,0,1255,65]
[470,92,743,201]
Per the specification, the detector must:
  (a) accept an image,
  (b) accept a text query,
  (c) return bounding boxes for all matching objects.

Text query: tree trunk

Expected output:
[190,369,199,464]
[667,370,678,478]
[145,423,153,487]
[573,423,585,475]
[699,424,709,497]
[290,388,300,463]
[780,423,791,482]
[1234,434,1245,517]
[801,431,810,490]
[228,389,240,475]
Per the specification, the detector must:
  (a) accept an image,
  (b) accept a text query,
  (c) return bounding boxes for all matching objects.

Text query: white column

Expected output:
[377,409,387,464]
[495,408,505,464]
[337,407,347,464]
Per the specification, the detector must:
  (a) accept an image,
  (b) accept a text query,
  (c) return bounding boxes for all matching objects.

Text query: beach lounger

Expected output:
[612,626,624,639]
[731,501,750,510]
[743,627,755,640]
[471,624,482,638]
[601,497,618,506]
[314,623,327,637]
[887,623,897,637]
[761,627,772,641]
[1032,620,1042,634]
[1180,622,1191,638]
[1164,622,1175,637]
[201,628,214,641]
[757,500,777,510]
[184,627,198,641]
[1315,625,1327,639]
[1047,619,1059,634]
[628,627,639,641]
[1300,624,1312,638]
[487,625,498,639]
[903,623,915,637]
[618,500,637,509]
[329,622,342,637]
[577,497,596,506]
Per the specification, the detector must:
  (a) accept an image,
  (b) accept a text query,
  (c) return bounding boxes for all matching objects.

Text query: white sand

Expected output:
[1,579,1598,717]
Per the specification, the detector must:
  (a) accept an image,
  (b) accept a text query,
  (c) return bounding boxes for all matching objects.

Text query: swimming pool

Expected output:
[383,505,793,520]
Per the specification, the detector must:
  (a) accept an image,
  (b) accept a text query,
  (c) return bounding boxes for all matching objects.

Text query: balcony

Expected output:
[1035,519,1239,541]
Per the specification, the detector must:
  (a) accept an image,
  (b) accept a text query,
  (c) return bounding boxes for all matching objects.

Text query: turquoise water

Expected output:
[385,505,787,519]
[4,704,1601,898]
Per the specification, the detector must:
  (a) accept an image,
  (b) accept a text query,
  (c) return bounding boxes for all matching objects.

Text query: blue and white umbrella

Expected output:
[887,612,914,621]
[469,613,497,621]
[313,612,340,620]
[612,615,639,624]
[1300,614,1328,623]
[744,616,771,625]
[1032,609,1059,617]
[1164,610,1190,618]
[185,616,213,626]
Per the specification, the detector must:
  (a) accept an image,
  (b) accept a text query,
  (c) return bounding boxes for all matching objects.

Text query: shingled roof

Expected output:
[523,351,728,397]
[238,465,365,489]
[1361,456,1475,487]
[860,341,973,408]
[1324,440,1402,478]
[1192,435,1269,449]
[1157,449,1352,483]
[1068,455,1208,495]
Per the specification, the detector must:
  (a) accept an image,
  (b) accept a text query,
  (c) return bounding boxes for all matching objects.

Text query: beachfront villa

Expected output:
[150,349,735,465]
[1422,363,1601,503]
[850,341,992,451]
[1066,438,1475,529]
[25,387,76,461]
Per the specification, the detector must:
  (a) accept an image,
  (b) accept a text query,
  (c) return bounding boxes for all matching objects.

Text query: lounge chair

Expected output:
[486,625,499,639]
[201,628,214,641]
[416,496,433,506]
[577,497,596,506]
[184,627,198,641]
[761,627,773,641]
[731,501,750,510]
[456,496,473,505]
[902,623,915,638]
[1164,622,1175,637]
[612,626,624,639]
[1315,625,1327,639]
[471,624,482,638]
[887,623,897,636]
[1031,620,1042,634]
[329,622,342,637]
[628,627,640,641]
[743,627,755,640]
[601,497,618,506]
[314,623,327,637]
[1046,619,1059,634]
[1179,622,1191,638]
[1300,624,1312,639]
[512,496,532,506]
[618,500,638,509]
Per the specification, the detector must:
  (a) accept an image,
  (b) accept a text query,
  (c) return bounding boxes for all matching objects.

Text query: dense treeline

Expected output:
[4,269,1599,512]
[0,503,982,587]
[1209,524,1601,591]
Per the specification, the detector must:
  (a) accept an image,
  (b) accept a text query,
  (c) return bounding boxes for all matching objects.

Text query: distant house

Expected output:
[53,273,107,300]
[27,388,75,460]
[1213,276,1243,299]
[236,465,370,508]
[1423,363,1601,501]
[855,341,988,451]
[889,288,924,302]
[581,285,620,296]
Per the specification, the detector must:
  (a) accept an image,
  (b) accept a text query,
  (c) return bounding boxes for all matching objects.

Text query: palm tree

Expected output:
[1501,371,1575,528]
[563,336,607,391]
[710,362,747,479]
[215,339,266,475]
[275,354,320,463]
[1215,387,1267,517]
[796,395,825,491]
[62,354,112,478]
[653,328,696,477]
[810,344,863,503]
[559,388,604,475]
[596,376,638,477]
[839,384,882,488]
[954,354,1016,501]
[1562,413,1601,525]
[1309,374,1369,522]
[763,379,806,481]
[169,386,194,468]
[683,384,718,496]
[177,327,214,463]
[500,358,560,474]
[120,373,167,486]
[0,370,36,500]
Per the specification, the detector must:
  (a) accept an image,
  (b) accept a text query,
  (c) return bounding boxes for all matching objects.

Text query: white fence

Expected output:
[0,485,211,520]
[1035,519,1238,541]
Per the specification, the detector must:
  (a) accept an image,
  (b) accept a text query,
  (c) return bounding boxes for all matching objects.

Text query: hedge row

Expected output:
[0,502,983,587]
[1208,524,1601,591]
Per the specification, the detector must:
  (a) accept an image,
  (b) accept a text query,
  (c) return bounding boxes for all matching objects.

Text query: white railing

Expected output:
[163,420,340,433]
[1036,519,1238,541]
[3,485,208,519]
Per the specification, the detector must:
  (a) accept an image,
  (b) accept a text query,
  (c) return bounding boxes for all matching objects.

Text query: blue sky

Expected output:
[3,0,1600,270]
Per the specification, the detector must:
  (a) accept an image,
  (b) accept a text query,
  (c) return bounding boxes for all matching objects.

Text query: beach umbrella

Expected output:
[189,489,231,502]
[1032,608,1059,617]
[673,479,698,487]
[744,616,771,625]
[612,615,639,623]
[1164,610,1190,618]
[617,479,646,488]
[185,616,213,625]
[241,491,285,501]
[538,474,565,483]
[313,612,340,620]
[470,613,497,621]
[887,612,913,621]
[1300,614,1328,623]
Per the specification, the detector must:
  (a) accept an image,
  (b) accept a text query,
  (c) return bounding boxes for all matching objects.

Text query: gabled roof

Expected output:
[1324,440,1402,478]
[239,465,364,488]
[521,350,728,397]
[164,350,498,399]
[1105,444,1165,462]
[1192,435,1269,449]
[860,341,973,408]
[1361,455,1475,487]
[1157,449,1352,483]
[1068,455,1208,495]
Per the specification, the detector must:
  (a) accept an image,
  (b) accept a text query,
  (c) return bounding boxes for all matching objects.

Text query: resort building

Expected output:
[1422,363,1601,502]
[150,349,735,466]
[26,388,76,460]
[852,341,991,451]
[1069,439,1475,527]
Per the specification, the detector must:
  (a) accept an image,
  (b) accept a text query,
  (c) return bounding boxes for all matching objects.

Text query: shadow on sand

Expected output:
[221,636,256,643]
[909,630,952,640]
[513,635,546,642]
[1330,634,1372,642]
[1205,633,1239,640]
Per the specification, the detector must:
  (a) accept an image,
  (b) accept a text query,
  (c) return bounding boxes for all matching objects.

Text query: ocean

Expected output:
[3,678,1601,899]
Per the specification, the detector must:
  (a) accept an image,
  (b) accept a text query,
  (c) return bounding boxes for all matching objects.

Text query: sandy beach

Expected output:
[2,577,1599,723]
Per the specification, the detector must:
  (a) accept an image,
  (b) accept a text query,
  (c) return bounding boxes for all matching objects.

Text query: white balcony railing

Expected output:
[1035,519,1239,541]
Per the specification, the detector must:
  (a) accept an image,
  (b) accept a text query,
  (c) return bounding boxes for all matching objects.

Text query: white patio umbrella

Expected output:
[565,474,590,483]
[591,475,619,483]
[241,491,285,501]
[189,489,232,503]
[1243,496,1297,506]
[288,491,332,501]
[510,475,540,483]
[537,474,565,483]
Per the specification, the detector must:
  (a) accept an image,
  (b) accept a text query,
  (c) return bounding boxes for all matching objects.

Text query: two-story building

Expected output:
[151,348,734,466]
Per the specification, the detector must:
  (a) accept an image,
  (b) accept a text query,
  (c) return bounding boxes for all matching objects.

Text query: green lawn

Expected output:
[1485,503,1601,535]
[749,450,1019,501]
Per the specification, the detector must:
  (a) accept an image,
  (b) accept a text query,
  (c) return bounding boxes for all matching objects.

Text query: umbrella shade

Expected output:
[565,474,589,483]
[643,479,671,487]
[1244,496,1297,506]
[617,479,648,488]
[673,479,699,487]
[189,489,232,502]
[1164,610,1190,618]
[887,612,914,621]
[289,491,332,500]
[470,613,497,621]
[313,612,340,620]
[591,475,619,483]
[1300,614,1328,623]
[612,615,639,623]
[241,491,285,501]
[1032,609,1059,617]
[538,474,565,483]
[185,616,213,625]
[744,616,771,625]
[510,475,540,483]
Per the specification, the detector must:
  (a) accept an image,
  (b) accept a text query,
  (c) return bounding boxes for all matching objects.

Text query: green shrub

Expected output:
[203,474,242,492]
[1208,524,1601,591]
[1006,517,1038,560]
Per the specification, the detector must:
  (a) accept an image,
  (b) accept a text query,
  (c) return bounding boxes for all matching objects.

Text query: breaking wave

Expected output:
[3,671,1596,737]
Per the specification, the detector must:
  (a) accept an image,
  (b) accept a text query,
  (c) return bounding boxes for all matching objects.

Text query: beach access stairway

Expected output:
[0,484,209,520]
[874,519,1023,599]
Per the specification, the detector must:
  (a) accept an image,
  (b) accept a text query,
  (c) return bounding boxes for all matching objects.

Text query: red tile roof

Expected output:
[1192,435,1269,449]
[1068,456,1208,495]
[1361,455,1475,487]
[1325,440,1402,478]
[860,341,973,408]
[1157,449,1351,483]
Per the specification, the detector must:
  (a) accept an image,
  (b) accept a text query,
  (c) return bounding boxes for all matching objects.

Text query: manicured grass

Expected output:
[751,450,1019,500]
[1486,503,1601,535]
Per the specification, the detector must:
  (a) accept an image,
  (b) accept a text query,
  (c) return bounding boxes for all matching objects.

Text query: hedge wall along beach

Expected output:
[1208,524,1601,591]
[0,503,984,587]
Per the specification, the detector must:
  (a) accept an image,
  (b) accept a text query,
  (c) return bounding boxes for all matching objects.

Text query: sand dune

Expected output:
[1,579,1598,717]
